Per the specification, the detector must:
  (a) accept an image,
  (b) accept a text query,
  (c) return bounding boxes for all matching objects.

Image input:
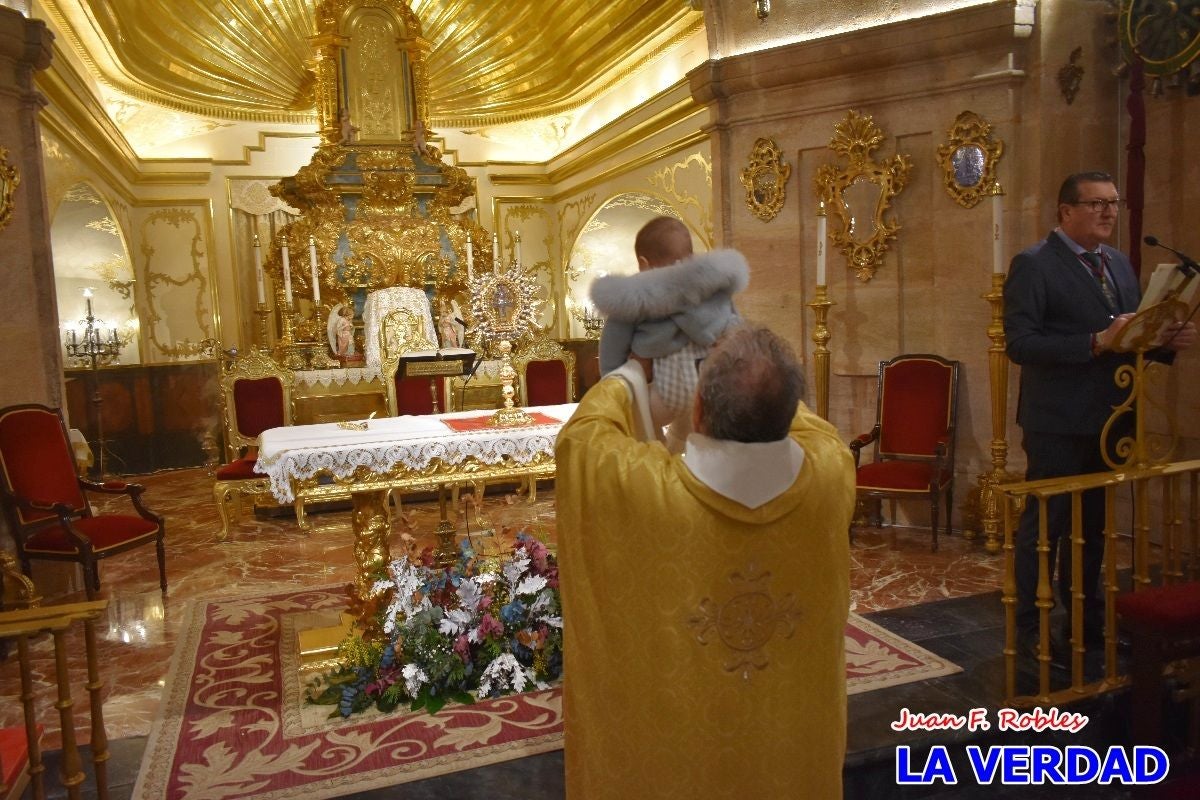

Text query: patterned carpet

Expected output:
[131,584,958,799]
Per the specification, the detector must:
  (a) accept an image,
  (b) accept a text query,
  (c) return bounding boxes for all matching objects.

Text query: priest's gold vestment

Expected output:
[555,377,855,800]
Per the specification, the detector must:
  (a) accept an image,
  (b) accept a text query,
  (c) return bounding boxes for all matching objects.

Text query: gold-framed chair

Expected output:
[0,404,166,599]
[514,335,577,407]
[379,308,448,416]
[849,353,960,551]
[213,348,295,539]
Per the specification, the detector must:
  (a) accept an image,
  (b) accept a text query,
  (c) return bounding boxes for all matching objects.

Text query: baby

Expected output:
[591,216,748,452]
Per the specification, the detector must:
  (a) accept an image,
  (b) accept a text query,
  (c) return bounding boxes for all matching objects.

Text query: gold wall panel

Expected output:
[137,207,216,360]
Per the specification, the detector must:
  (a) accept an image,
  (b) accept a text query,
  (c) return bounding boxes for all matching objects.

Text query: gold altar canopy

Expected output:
[264,0,493,360]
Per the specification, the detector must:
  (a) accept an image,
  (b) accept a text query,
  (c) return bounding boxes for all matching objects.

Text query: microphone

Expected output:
[1143,235,1199,277]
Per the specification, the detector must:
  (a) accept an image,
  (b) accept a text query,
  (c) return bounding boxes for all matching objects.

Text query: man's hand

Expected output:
[1160,320,1198,351]
[1094,313,1135,354]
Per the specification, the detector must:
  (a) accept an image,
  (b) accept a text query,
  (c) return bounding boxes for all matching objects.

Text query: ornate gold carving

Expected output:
[739,138,791,222]
[686,562,801,681]
[649,153,714,248]
[350,490,392,602]
[0,147,19,232]
[936,111,1004,209]
[140,208,215,358]
[814,111,912,282]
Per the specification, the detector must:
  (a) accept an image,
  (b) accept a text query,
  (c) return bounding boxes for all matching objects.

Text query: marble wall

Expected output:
[0,7,55,410]
[691,0,1198,526]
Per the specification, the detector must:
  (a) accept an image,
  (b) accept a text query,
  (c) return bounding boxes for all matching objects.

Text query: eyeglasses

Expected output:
[1069,199,1122,213]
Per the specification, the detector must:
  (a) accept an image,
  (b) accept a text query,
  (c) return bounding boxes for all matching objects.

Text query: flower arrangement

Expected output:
[307,531,562,716]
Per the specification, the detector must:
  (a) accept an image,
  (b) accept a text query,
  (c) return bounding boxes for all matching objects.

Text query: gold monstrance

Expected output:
[468,248,543,426]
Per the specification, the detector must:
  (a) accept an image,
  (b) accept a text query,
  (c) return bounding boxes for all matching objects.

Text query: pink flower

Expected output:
[476,613,504,640]
[453,634,471,661]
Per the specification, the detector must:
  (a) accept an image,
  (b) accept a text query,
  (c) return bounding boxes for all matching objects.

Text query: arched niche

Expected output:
[563,192,707,339]
[51,182,141,365]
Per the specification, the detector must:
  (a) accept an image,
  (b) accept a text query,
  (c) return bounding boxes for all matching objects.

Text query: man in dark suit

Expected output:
[1004,171,1196,658]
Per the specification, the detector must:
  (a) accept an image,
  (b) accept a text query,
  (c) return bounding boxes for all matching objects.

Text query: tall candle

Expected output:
[466,231,474,281]
[281,242,293,305]
[992,188,1005,274]
[253,235,265,303]
[70,328,77,346]
[83,287,94,318]
[308,236,321,306]
[492,233,500,275]
[515,231,522,269]
[816,203,827,286]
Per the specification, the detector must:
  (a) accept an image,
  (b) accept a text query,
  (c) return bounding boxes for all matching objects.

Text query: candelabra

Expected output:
[65,289,125,477]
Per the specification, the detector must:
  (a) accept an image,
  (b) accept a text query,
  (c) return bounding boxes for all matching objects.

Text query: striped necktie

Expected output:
[1080,251,1117,309]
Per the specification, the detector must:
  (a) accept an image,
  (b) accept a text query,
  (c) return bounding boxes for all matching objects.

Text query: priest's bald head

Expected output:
[693,323,805,443]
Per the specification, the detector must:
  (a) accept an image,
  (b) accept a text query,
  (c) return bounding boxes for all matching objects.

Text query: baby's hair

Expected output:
[634,216,693,268]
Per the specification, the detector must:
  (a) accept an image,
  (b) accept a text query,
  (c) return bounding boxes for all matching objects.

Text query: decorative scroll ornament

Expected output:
[739,138,791,222]
[0,147,19,231]
[935,111,1005,209]
[814,111,912,282]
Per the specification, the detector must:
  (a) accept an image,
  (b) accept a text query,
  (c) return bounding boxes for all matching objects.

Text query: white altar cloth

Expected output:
[256,403,577,503]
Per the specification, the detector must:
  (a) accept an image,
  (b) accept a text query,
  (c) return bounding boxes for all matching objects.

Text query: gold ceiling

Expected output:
[43,0,703,127]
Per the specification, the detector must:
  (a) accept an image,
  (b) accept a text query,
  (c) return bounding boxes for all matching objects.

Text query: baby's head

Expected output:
[634,216,693,272]
[339,305,353,319]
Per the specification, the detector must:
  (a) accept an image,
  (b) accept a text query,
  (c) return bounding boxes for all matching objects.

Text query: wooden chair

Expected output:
[0,404,166,599]
[514,335,576,407]
[849,354,959,550]
[213,348,295,539]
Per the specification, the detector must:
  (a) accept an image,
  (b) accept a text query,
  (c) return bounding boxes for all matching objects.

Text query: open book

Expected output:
[1138,262,1200,313]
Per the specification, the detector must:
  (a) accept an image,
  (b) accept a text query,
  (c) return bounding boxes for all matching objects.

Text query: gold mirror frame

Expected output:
[739,138,791,222]
[935,111,1004,209]
[0,147,20,231]
[814,111,912,282]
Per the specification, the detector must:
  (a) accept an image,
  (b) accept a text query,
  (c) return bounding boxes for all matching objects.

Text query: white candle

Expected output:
[70,328,77,346]
[992,188,1005,274]
[492,233,500,275]
[309,236,321,306]
[253,235,265,304]
[466,231,474,281]
[281,242,293,305]
[83,287,94,318]
[515,231,522,269]
[816,204,827,286]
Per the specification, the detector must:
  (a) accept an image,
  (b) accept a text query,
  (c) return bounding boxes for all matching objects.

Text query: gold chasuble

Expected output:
[555,378,855,800]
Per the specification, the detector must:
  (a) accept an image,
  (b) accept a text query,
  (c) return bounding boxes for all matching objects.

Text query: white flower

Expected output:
[438,607,474,636]
[373,557,432,634]
[477,653,531,697]
[502,552,531,586]
[402,663,428,696]
[515,574,548,596]
[527,591,562,627]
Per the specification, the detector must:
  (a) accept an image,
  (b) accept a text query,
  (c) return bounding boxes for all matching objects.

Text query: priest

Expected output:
[555,322,855,799]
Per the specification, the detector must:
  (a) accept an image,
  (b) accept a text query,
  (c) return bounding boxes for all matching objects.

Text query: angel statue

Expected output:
[327,303,356,357]
[437,298,465,349]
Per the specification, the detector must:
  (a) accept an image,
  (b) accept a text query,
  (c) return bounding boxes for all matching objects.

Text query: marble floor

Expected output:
[0,467,1006,754]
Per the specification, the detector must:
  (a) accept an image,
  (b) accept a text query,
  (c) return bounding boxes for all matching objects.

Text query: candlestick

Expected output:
[816,202,828,286]
[466,231,474,281]
[492,233,500,275]
[309,236,321,306]
[515,231,522,268]
[70,328,77,346]
[253,234,265,303]
[110,327,118,344]
[83,287,93,318]
[991,184,1005,274]
[281,242,293,304]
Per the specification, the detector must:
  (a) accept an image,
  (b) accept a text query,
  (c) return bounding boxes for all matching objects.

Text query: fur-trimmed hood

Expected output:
[589,249,749,323]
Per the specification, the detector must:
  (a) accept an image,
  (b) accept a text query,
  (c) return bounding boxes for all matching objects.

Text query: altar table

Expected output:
[256,403,576,602]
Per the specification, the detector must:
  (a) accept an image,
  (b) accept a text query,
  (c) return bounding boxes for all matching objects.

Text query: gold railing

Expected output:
[996,460,1200,706]
[0,599,110,800]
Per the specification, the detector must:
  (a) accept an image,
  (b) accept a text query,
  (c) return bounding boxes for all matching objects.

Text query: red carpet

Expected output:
[133,585,958,799]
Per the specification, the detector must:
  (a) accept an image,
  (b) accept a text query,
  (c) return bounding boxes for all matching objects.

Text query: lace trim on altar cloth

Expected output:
[254,403,576,503]
[292,367,384,388]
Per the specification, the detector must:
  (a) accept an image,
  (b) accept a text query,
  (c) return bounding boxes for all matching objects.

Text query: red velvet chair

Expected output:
[515,336,576,407]
[0,404,166,599]
[849,354,959,550]
[213,348,294,539]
